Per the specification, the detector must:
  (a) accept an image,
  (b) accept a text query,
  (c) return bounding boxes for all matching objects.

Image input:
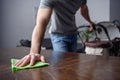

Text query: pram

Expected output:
[77,20,120,56]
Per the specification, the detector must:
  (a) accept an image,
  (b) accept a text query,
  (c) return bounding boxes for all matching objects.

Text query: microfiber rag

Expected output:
[11,59,49,72]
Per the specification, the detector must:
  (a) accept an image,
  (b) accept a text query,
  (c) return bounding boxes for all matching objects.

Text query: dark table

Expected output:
[0,47,120,80]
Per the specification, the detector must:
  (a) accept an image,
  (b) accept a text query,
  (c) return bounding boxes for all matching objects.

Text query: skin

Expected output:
[15,4,94,67]
[80,4,94,31]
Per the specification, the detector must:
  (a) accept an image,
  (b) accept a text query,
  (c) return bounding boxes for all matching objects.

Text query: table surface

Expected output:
[0,47,120,80]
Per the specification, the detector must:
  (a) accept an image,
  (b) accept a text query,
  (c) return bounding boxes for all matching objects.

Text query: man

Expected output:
[15,0,94,67]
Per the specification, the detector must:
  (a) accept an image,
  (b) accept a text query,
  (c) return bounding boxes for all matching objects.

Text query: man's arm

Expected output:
[30,8,52,54]
[15,8,52,67]
[80,4,94,30]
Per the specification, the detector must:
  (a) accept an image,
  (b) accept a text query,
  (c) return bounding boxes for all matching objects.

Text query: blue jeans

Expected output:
[50,33,77,52]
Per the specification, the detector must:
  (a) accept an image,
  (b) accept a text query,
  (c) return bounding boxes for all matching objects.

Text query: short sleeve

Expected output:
[81,0,87,5]
[39,0,54,9]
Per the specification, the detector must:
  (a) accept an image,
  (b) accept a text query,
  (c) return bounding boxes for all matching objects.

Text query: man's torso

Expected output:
[40,0,86,35]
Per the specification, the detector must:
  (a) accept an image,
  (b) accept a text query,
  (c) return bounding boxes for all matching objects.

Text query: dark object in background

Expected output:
[109,37,120,56]
[20,39,31,47]
[76,43,85,53]
[19,38,53,49]
[41,38,53,49]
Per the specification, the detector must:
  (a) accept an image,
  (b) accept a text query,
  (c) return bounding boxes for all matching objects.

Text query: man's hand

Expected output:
[80,4,94,32]
[15,53,45,67]
[88,22,95,31]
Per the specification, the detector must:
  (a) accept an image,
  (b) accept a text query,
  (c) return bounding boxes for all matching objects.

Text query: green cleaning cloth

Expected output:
[11,59,49,72]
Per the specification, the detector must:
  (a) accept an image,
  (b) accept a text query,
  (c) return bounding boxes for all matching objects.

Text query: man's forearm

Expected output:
[30,21,48,54]
[29,8,52,54]
[80,4,92,24]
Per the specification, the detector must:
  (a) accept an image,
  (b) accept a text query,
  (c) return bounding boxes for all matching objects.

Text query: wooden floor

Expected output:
[0,47,120,80]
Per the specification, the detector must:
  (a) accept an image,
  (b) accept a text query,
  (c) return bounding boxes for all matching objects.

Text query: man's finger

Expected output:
[29,55,35,66]
[89,26,93,31]
[19,57,30,67]
[15,56,28,66]
[40,55,45,62]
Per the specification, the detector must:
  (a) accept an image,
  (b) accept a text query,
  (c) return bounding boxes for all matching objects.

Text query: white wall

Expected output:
[1,0,35,48]
[88,0,110,22]
[75,0,110,27]
[0,0,51,49]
